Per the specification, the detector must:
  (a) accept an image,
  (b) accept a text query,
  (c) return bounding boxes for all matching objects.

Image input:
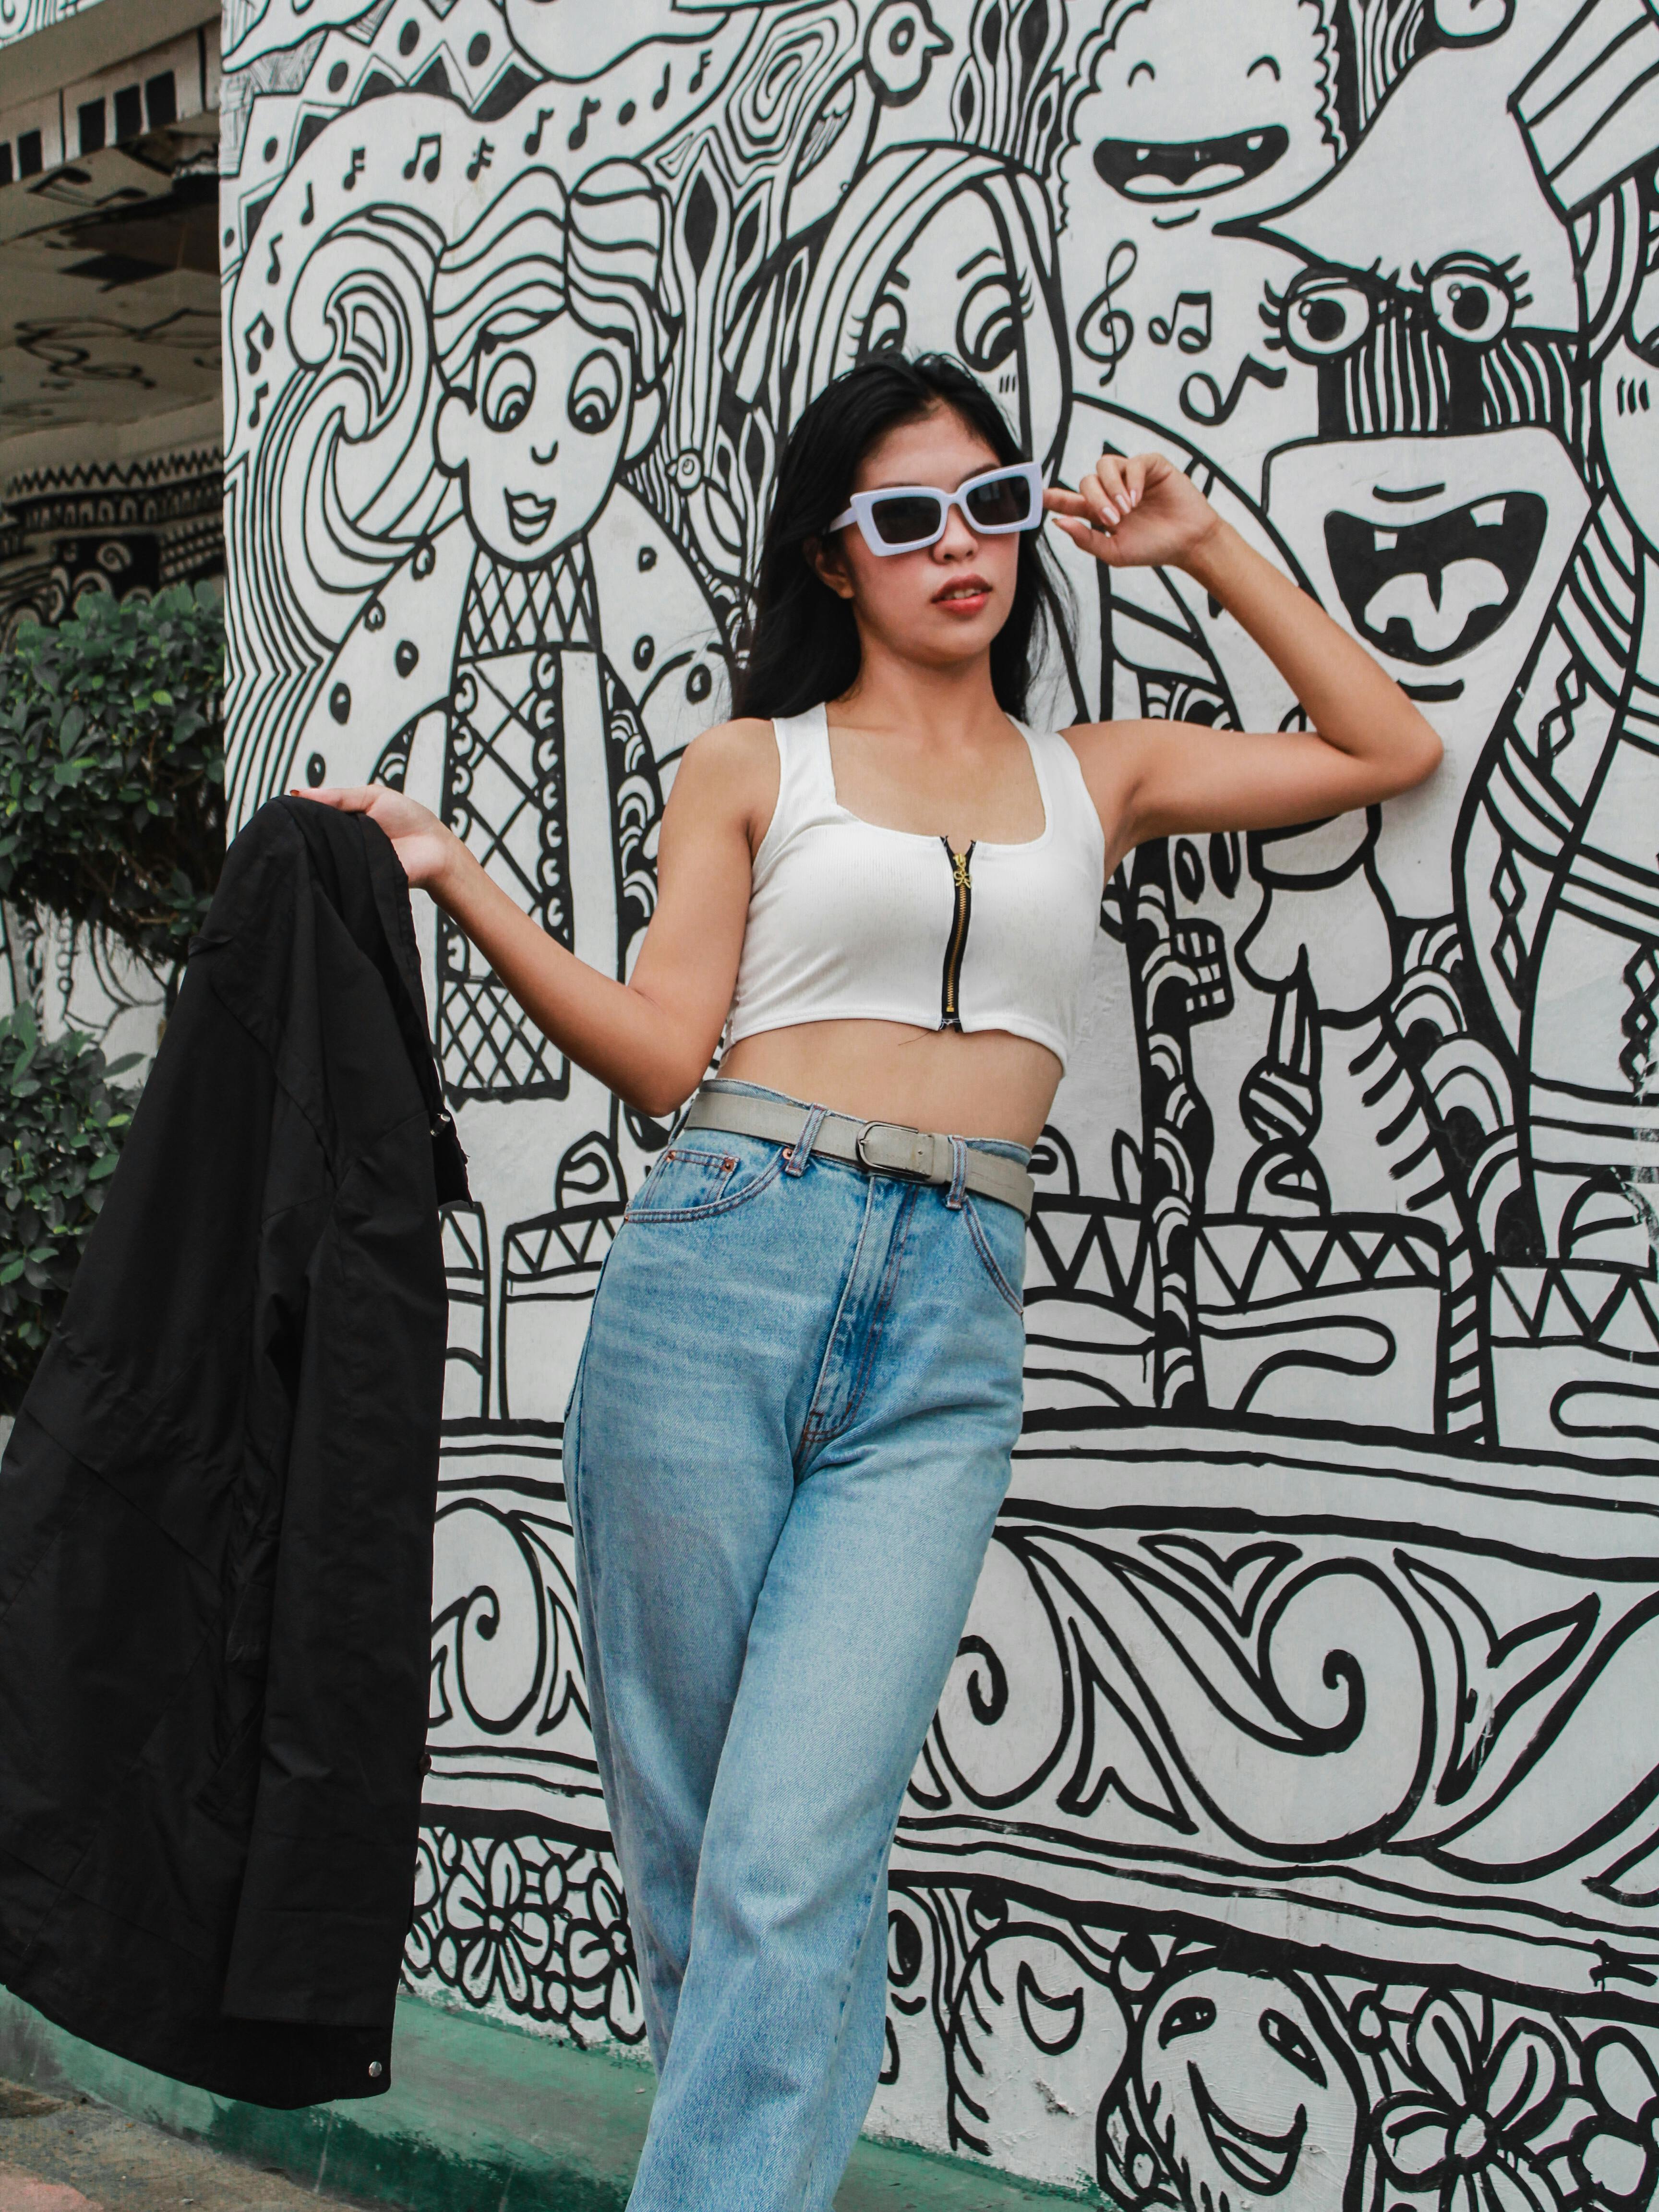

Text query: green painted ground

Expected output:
[0,1989,1107,2211]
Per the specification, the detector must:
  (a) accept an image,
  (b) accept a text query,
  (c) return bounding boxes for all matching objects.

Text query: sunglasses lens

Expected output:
[964,471,1033,529]
[869,493,945,547]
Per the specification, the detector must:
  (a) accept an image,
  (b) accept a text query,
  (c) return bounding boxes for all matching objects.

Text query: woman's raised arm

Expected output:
[1046,451,1443,869]
[301,716,776,1118]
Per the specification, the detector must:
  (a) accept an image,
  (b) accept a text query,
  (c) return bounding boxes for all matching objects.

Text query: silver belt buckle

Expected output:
[856,1120,939,1183]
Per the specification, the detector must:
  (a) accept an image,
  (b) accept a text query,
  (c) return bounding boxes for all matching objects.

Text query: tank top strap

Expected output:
[755,703,836,881]
[1028,722,1106,865]
[775,703,836,803]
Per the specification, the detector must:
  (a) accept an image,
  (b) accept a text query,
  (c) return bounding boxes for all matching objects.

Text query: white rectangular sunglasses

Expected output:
[830,461,1045,555]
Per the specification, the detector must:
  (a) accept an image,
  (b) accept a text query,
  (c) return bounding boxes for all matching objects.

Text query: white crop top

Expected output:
[725,704,1106,1070]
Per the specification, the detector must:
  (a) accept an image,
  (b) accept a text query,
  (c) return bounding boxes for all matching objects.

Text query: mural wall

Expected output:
[220,0,1659,2201]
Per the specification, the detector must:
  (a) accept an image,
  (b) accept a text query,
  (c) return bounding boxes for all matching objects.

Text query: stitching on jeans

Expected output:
[964,1196,1024,1314]
[622,1150,784,1224]
[796,1174,878,1457]
[801,1185,915,1448]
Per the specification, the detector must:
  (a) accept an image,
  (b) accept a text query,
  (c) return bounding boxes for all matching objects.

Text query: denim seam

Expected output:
[824,1186,915,1442]
[801,1185,915,1449]
[798,1819,897,2212]
[797,1174,881,1455]
[963,1195,1024,1314]
[623,1150,785,1225]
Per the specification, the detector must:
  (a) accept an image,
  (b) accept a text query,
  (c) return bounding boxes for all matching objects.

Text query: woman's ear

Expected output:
[805,533,855,601]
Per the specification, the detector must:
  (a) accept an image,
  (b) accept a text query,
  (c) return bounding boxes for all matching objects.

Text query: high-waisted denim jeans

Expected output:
[563,1082,1028,2212]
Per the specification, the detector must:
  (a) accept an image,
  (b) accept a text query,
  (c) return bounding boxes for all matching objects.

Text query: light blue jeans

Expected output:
[563,1082,1027,2212]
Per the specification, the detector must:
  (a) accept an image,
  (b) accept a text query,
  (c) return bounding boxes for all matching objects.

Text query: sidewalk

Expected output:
[0,2078,354,2212]
[0,1993,1104,2212]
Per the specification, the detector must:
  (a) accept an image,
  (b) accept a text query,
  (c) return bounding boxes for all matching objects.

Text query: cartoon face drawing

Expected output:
[796,149,1070,477]
[1139,1966,1361,2212]
[1055,0,1340,484]
[1073,0,1341,223]
[436,315,637,567]
[1252,36,1590,913]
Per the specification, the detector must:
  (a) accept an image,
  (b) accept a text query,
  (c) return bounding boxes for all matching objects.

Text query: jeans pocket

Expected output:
[624,1140,782,1223]
[963,1194,1026,1315]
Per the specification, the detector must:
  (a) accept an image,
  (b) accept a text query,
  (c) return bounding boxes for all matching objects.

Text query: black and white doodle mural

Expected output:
[220,0,1659,2197]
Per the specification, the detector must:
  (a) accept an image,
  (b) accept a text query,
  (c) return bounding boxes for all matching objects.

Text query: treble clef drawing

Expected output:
[1075,239,1137,387]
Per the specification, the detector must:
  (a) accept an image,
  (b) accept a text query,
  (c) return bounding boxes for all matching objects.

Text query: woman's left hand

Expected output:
[1045,451,1220,571]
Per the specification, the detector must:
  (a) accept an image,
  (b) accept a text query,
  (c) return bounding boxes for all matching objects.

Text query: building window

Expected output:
[78,99,106,154]
[144,72,176,129]
[113,85,142,140]
[17,130,42,177]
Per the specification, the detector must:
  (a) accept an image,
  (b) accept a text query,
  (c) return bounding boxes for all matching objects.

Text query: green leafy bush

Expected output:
[0,1005,134,1413]
[0,583,226,963]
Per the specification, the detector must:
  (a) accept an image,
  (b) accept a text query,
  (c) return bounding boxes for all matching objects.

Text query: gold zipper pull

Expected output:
[950,848,973,891]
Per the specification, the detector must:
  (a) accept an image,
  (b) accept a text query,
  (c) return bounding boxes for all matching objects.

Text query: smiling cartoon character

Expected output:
[1057,0,1344,487]
[284,156,726,1420]
[1137,1963,1364,2212]
[1252,31,1590,921]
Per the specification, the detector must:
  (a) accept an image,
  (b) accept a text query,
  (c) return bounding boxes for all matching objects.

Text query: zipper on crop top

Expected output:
[938,839,975,1030]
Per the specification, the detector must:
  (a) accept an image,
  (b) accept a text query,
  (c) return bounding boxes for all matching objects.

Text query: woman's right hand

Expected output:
[295,784,461,894]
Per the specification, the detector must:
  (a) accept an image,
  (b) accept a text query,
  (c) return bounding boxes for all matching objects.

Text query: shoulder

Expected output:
[677,717,778,788]
[664,719,780,845]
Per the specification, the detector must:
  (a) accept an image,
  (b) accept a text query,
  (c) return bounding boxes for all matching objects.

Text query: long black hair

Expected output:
[731,353,1075,722]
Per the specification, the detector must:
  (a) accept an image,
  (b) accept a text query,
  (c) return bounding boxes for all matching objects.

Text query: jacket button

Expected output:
[368,2060,384,2079]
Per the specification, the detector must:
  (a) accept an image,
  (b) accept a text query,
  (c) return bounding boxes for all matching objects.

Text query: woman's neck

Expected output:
[830,637,1010,744]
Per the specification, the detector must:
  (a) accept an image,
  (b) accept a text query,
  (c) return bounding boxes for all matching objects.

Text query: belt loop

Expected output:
[785,1102,829,1177]
[946,1134,969,1211]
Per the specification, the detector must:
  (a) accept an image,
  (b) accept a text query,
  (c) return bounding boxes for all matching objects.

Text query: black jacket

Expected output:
[0,798,467,2108]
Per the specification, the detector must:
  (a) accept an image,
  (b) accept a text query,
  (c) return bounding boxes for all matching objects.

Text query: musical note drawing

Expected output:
[467,137,494,181]
[688,47,710,92]
[300,180,315,226]
[245,312,274,375]
[651,64,671,111]
[1180,353,1286,426]
[342,146,366,191]
[523,107,554,155]
[247,381,269,429]
[265,232,283,285]
[1149,290,1211,355]
[618,100,637,125]
[402,133,441,183]
[568,97,601,150]
[1075,239,1136,387]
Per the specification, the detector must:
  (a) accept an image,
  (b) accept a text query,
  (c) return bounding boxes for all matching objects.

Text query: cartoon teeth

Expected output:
[1322,492,1547,664]
[1362,560,1509,656]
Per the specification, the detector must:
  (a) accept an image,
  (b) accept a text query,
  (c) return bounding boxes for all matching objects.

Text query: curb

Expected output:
[0,1988,1107,2211]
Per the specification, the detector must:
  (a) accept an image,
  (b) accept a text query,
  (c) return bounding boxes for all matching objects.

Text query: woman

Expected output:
[309,352,1440,2208]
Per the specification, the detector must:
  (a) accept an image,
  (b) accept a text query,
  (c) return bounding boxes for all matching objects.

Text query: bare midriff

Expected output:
[719,1018,1063,1147]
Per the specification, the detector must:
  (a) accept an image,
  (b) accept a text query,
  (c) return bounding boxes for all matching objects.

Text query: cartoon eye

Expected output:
[1280,271,1373,361]
[1157,1996,1216,2047]
[568,349,624,436]
[863,292,909,357]
[957,273,1021,374]
[1260,2008,1329,2086]
[481,350,535,433]
[1425,254,1515,346]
